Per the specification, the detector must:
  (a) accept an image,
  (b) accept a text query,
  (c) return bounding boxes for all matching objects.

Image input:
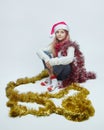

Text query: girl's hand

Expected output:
[45,61,51,68]
[45,61,52,71]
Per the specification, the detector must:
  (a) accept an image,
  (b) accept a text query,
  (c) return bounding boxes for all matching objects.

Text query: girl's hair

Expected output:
[51,30,70,57]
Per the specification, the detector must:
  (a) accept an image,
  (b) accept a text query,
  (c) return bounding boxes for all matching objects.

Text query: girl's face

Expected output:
[55,29,67,41]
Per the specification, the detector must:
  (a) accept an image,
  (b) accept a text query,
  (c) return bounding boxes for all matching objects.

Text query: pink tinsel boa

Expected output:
[54,40,96,87]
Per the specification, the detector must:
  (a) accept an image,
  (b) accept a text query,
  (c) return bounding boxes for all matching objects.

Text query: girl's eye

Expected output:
[56,30,65,34]
[56,31,59,33]
[56,31,63,34]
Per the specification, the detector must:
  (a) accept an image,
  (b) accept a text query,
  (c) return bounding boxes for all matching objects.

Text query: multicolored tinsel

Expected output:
[6,70,95,122]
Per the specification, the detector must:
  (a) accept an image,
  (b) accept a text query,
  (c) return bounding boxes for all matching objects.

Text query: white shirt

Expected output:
[37,45,75,66]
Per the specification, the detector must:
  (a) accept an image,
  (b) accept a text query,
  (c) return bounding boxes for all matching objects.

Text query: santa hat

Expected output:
[50,21,69,37]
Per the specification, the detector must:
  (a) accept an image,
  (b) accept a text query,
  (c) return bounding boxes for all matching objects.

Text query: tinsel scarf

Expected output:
[54,40,96,87]
[6,70,95,122]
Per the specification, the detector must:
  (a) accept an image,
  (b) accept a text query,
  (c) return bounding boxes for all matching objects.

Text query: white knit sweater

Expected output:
[37,45,75,66]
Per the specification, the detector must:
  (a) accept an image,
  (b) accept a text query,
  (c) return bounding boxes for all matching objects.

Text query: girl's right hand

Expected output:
[45,61,52,70]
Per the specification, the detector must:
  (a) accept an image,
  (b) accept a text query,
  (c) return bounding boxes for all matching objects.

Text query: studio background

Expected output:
[0,0,104,129]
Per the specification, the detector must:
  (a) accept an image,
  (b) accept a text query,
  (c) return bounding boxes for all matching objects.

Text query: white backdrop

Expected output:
[0,0,104,129]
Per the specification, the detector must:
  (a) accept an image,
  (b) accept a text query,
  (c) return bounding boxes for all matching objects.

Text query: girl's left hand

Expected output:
[45,61,52,70]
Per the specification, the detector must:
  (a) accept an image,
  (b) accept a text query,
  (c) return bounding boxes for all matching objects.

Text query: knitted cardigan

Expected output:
[54,40,96,87]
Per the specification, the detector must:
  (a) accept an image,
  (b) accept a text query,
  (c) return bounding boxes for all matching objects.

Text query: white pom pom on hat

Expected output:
[50,21,69,38]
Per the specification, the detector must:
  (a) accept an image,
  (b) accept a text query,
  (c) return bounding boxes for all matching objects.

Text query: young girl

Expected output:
[37,21,96,92]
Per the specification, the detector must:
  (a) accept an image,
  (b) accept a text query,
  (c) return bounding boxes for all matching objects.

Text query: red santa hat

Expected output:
[50,21,69,37]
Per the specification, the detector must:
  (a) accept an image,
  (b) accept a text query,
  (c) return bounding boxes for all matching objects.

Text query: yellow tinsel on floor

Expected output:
[6,70,95,122]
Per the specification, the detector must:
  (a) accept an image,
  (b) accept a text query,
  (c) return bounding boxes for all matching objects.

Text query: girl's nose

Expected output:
[58,32,61,35]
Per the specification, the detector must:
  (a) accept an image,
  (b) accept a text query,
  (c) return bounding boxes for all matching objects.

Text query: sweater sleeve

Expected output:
[49,47,75,66]
[36,45,52,62]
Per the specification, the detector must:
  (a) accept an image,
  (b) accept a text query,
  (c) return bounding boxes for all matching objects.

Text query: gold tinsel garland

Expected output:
[6,70,95,122]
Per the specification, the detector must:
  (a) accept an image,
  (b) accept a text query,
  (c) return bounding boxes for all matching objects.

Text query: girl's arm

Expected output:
[36,45,52,62]
[48,47,75,66]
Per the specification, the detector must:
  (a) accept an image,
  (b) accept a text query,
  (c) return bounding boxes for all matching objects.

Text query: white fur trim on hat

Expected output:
[54,24,69,33]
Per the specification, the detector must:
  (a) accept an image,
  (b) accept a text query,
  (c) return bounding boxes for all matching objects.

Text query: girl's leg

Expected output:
[41,51,58,90]
[46,65,58,91]
[53,64,72,80]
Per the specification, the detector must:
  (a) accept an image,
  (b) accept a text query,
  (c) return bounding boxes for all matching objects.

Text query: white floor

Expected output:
[0,0,104,130]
